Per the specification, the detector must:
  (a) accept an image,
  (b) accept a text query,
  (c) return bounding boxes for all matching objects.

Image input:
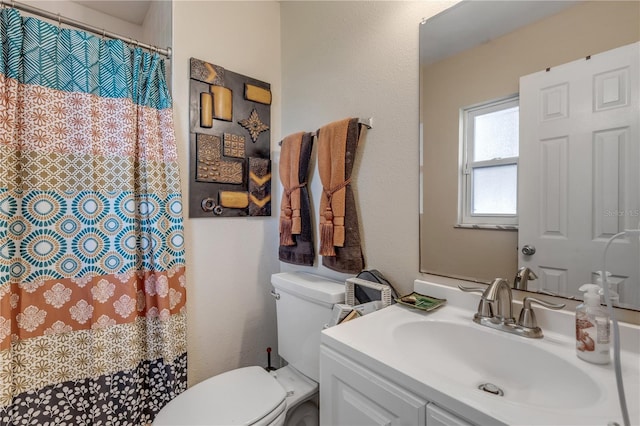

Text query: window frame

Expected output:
[459,95,519,227]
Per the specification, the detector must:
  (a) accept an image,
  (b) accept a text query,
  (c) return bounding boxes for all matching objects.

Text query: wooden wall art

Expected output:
[189,58,272,218]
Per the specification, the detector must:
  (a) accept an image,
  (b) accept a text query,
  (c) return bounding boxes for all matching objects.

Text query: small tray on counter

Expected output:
[395,292,446,312]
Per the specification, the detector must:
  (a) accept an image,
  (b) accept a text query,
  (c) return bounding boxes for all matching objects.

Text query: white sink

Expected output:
[322,279,640,425]
[393,320,602,409]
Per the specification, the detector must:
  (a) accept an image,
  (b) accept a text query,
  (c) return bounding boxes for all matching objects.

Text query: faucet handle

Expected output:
[458,285,493,318]
[522,296,566,310]
[514,267,538,290]
[516,266,538,280]
[517,296,566,330]
[457,284,485,294]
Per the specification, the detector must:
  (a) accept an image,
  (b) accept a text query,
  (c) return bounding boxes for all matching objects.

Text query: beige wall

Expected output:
[142,1,171,49]
[174,0,456,388]
[280,1,456,294]
[142,1,172,90]
[24,1,144,41]
[421,1,640,283]
[173,1,282,386]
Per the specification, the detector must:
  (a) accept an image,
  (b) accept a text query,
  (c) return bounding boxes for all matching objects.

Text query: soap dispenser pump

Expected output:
[595,271,619,306]
[576,284,611,364]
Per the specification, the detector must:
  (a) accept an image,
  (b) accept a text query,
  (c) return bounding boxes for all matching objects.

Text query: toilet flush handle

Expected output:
[270,290,280,300]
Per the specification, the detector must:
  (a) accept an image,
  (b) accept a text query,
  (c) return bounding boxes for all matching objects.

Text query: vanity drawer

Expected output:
[426,403,474,426]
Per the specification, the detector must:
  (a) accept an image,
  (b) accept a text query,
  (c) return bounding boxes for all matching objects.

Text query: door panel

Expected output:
[320,345,426,426]
[519,42,639,307]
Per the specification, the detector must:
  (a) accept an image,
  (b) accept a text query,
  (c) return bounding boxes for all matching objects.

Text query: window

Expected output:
[460,96,519,227]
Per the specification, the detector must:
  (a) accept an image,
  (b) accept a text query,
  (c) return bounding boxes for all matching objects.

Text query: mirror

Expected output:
[420,0,640,311]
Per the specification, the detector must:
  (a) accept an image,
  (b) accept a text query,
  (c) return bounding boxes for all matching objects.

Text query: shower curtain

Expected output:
[0,8,186,425]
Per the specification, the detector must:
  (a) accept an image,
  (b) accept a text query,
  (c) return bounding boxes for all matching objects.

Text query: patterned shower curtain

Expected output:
[0,8,186,425]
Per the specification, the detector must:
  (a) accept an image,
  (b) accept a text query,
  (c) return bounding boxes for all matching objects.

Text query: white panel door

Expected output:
[519,42,639,307]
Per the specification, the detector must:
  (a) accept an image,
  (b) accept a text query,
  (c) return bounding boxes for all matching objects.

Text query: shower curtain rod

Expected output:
[0,0,171,59]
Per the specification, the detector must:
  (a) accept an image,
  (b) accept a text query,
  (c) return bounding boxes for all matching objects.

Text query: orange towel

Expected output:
[317,118,351,256]
[279,132,304,246]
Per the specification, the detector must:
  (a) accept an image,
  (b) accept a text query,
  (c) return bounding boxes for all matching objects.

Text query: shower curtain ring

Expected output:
[57,13,61,28]
[102,29,106,40]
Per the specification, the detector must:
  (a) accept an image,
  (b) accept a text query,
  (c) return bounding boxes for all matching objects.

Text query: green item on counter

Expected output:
[395,292,446,311]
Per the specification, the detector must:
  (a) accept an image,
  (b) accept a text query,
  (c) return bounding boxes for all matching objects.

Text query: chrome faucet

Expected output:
[513,267,538,291]
[459,278,565,338]
[482,278,513,322]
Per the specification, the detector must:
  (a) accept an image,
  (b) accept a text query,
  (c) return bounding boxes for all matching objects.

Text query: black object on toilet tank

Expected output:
[265,347,276,371]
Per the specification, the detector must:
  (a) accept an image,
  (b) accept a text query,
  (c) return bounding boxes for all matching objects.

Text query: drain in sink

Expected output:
[478,382,504,396]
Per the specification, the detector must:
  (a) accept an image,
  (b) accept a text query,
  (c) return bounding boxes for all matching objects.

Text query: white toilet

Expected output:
[153,272,345,426]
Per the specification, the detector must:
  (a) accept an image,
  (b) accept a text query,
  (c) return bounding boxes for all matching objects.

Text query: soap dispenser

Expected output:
[576,284,611,364]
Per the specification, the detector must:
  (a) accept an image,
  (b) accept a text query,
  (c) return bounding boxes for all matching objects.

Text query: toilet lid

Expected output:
[154,366,287,425]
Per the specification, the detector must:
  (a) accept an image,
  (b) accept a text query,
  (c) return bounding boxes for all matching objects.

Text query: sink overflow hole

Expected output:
[478,383,504,396]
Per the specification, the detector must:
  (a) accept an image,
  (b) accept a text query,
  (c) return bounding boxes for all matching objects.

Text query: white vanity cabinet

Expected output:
[426,404,474,426]
[320,345,474,426]
[319,282,640,426]
[320,345,426,425]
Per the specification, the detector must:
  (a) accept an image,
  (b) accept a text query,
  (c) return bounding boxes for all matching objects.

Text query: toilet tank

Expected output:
[271,272,344,382]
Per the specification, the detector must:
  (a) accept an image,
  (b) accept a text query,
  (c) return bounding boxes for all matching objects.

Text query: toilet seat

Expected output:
[153,366,287,425]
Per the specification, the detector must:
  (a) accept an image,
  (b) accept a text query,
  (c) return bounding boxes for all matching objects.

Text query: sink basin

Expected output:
[393,320,602,409]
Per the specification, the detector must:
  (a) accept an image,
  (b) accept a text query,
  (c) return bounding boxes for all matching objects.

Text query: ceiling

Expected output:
[72,0,152,25]
[420,1,581,65]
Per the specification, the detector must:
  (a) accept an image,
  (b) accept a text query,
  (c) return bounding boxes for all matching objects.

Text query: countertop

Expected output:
[321,279,640,426]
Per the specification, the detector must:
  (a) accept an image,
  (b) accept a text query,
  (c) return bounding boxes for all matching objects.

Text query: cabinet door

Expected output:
[320,345,427,426]
[426,403,474,426]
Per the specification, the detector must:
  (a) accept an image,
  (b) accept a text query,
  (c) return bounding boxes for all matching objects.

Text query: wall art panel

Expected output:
[189,58,271,218]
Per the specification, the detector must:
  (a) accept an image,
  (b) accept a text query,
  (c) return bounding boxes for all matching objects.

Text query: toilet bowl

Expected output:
[153,272,344,426]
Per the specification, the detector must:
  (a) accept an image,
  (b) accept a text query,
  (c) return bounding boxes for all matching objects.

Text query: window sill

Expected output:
[455,224,518,231]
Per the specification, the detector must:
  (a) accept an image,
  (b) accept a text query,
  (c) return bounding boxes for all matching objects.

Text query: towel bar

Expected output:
[278,118,372,145]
